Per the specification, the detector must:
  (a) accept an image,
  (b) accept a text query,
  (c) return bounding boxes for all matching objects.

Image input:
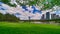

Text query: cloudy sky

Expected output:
[0,0,60,20]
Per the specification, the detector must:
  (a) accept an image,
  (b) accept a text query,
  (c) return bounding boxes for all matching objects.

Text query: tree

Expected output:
[0,13,20,22]
[4,13,20,22]
[1,0,60,10]
[0,13,4,21]
[0,0,10,4]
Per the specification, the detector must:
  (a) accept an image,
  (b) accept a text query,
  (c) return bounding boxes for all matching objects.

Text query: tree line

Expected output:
[0,13,20,22]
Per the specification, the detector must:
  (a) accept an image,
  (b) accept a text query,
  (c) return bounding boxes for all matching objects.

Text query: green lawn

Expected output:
[0,22,60,34]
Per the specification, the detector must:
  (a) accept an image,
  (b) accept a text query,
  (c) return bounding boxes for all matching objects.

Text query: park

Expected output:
[0,0,60,34]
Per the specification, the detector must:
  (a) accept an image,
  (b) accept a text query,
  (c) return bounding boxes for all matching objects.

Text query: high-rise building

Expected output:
[46,12,50,20]
[55,15,60,19]
[41,14,45,20]
[51,14,56,19]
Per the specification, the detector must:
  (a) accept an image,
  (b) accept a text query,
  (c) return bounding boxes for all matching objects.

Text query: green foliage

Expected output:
[7,3,17,7]
[0,0,10,4]
[42,3,54,10]
[0,13,4,21]
[42,0,60,10]
[0,0,60,10]
[0,13,20,22]
[16,0,38,6]
[28,0,37,6]
[51,0,60,6]
[0,0,16,7]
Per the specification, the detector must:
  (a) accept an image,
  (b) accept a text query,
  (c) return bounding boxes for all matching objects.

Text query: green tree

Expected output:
[4,13,20,22]
[0,13,20,22]
[0,13,4,21]
[1,0,60,10]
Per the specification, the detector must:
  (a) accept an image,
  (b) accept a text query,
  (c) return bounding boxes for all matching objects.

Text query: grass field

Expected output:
[0,22,60,34]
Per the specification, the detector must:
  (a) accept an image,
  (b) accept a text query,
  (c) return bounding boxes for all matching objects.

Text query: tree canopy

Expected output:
[0,0,60,10]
